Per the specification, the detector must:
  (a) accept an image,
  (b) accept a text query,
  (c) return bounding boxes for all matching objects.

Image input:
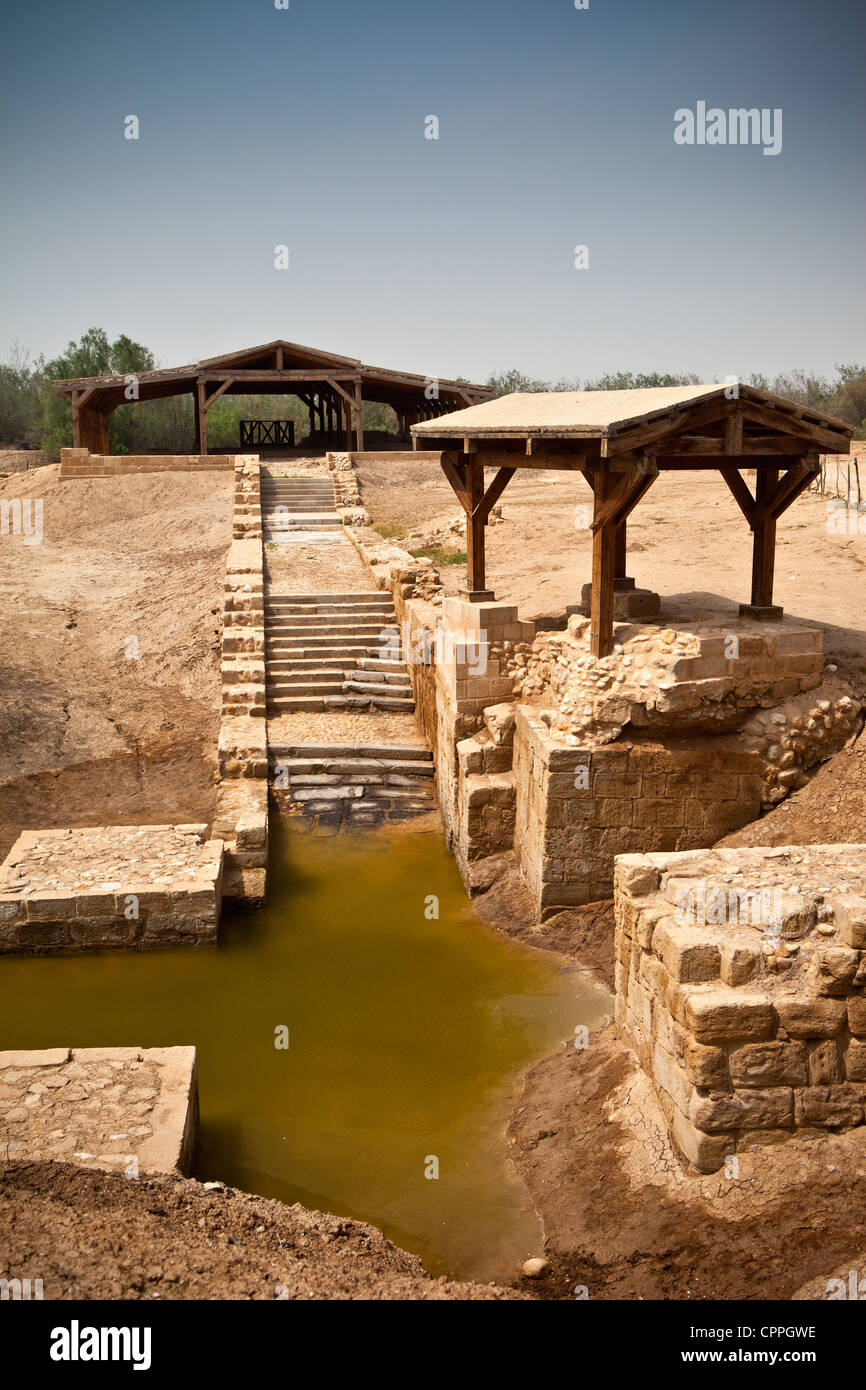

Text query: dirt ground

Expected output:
[0,464,231,859]
[0,1161,520,1301]
[357,460,866,662]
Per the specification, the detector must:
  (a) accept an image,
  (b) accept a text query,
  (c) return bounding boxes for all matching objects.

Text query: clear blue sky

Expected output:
[1,0,863,384]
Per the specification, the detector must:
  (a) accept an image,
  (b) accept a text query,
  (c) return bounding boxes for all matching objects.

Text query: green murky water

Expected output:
[0,825,610,1282]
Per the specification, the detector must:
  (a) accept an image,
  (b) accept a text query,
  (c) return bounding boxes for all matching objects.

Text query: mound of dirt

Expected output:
[720,724,866,850]
[0,1162,521,1301]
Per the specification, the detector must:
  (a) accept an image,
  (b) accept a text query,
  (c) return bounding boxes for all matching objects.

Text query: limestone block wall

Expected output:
[615,845,866,1172]
[325,450,369,523]
[214,456,268,906]
[0,1045,198,1174]
[0,450,51,474]
[513,708,764,917]
[59,448,236,478]
[0,825,223,954]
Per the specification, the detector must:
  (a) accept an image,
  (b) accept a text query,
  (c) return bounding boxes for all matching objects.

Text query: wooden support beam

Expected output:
[740,399,852,453]
[475,467,515,523]
[196,381,208,455]
[466,462,486,592]
[751,457,821,525]
[440,454,471,513]
[590,460,658,532]
[590,466,617,659]
[750,467,779,607]
[354,379,364,451]
[204,378,234,410]
[724,409,744,456]
[719,465,755,522]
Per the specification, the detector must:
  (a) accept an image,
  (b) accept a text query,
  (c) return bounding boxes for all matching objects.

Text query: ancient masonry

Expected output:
[615,846,866,1172]
[0,825,222,954]
[58,448,235,477]
[0,1045,198,1175]
[214,455,269,905]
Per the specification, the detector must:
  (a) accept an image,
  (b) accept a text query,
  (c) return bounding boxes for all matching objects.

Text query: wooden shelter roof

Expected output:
[412,384,853,444]
[51,337,490,411]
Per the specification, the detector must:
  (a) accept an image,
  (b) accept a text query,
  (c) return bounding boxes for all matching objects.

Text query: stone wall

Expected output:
[0,825,223,953]
[512,709,765,916]
[0,451,51,474]
[214,456,268,906]
[0,1045,198,1174]
[59,448,235,478]
[615,844,866,1171]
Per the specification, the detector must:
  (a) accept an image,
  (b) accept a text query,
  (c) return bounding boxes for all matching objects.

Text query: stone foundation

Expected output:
[615,844,866,1171]
[0,1045,198,1174]
[59,448,235,478]
[0,825,223,953]
[513,710,764,915]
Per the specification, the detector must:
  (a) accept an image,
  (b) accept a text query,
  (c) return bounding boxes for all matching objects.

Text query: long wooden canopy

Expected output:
[52,337,491,455]
[411,385,854,657]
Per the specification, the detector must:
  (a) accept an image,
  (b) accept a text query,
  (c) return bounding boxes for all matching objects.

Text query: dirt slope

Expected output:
[0,465,232,858]
[0,1162,521,1301]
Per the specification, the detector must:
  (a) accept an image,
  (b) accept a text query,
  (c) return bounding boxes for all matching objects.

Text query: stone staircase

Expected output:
[260,474,342,542]
[269,741,436,828]
[266,592,416,714]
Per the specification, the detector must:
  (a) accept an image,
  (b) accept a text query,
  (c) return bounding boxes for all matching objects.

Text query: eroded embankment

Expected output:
[0,465,232,857]
[0,1162,523,1300]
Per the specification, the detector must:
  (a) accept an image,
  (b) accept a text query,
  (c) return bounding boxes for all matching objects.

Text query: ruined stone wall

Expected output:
[615,845,866,1172]
[0,451,51,474]
[59,448,235,478]
[214,456,268,905]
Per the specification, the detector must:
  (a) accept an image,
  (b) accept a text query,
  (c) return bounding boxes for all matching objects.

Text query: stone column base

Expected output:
[574,582,661,621]
[738,603,784,621]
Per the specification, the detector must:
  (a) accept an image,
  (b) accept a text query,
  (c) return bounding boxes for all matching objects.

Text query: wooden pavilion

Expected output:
[411,385,853,657]
[51,338,491,456]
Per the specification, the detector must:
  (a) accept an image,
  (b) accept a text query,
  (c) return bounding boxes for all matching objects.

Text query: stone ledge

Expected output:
[0,1045,198,1175]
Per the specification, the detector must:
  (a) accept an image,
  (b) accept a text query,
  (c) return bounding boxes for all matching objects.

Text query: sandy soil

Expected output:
[357,460,866,662]
[0,465,231,859]
[0,1162,521,1301]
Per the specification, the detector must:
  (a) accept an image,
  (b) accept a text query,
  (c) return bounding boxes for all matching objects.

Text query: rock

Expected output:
[522,1257,550,1279]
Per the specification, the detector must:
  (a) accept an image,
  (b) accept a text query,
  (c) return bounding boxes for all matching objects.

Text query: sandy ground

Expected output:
[357,460,866,661]
[0,465,231,859]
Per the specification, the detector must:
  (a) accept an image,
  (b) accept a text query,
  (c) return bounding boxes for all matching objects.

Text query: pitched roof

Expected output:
[411,384,852,439]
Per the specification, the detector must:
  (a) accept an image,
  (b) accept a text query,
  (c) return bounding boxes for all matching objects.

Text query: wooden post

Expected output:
[465,462,486,592]
[196,381,208,456]
[192,391,201,453]
[614,519,627,580]
[590,465,616,658]
[344,400,353,453]
[354,379,364,451]
[750,466,779,608]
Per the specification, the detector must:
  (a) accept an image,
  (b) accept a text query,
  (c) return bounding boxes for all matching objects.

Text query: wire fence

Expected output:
[810,454,864,509]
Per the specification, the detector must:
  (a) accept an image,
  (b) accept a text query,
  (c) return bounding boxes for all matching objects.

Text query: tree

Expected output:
[41,328,155,451]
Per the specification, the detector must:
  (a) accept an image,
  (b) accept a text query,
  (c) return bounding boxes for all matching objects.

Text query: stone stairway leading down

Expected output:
[260,473,342,542]
[266,592,415,714]
[269,740,436,829]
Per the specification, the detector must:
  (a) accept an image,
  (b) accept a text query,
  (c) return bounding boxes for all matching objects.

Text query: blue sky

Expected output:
[1,0,863,383]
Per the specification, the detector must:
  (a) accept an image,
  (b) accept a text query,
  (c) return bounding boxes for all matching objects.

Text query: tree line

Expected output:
[1,328,863,453]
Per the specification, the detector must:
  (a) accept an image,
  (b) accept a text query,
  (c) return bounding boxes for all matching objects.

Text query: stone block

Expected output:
[685,990,777,1044]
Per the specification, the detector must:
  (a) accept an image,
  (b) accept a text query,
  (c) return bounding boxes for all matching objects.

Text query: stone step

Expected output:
[269,741,432,761]
[265,599,394,612]
[271,668,410,686]
[266,592,388,604]
[268,694,416,712]
[272,756,434,778]
[267,657,406,673]
[267,627,394,641]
